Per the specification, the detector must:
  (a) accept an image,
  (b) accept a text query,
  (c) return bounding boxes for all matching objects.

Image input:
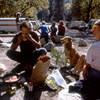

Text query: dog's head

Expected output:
[61,36,72,48]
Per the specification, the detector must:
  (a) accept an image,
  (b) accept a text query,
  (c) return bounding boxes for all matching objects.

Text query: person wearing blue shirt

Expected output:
[38,21,50,43]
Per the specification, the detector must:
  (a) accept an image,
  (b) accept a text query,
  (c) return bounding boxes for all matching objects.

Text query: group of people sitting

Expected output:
[38,21,66,44]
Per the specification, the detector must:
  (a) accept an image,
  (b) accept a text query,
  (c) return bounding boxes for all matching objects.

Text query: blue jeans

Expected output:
[6,48,47,65]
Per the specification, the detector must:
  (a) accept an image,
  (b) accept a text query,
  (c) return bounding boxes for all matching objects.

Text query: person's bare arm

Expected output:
[11,35,23,50]
[48,27,51,33]
[83,63,91,79]
[36,27,41,34]
[26,34,41,48]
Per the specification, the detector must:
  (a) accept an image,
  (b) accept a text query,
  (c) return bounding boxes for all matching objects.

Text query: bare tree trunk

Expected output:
[86,0,93,22]
[51,0,64,22]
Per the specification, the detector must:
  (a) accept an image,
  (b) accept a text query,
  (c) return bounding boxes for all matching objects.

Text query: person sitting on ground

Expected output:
[50,22,57,42]
[50,22,57,37]
[37,21,50,43]
[58,21,65,36]
[6,21,47,77]
[83,20,100,100]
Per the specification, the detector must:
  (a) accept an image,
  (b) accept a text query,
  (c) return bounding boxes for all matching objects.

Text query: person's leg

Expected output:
[6,50,23,63]
[45,35,50,43]
[82,68,100,99]
[11,64,24,73]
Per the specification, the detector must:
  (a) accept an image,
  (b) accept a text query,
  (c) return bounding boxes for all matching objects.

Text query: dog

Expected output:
[61,36,80,67]
[61,36,85,73]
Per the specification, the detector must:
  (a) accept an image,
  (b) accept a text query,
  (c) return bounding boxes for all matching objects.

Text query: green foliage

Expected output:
[0,0,49,19]
[72,0,100,22]
[51,48,67,67]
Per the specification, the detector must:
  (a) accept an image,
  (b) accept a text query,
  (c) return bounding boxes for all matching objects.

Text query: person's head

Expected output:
[92,20,100,40]
[59,21,64,25]
[25,18,30,21]
[16,12,21,18]
[20,21,31,35]
[42,21,46,25]
[52,22,56,26]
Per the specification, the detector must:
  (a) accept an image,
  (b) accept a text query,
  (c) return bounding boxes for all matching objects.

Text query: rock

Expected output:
[53,36,64,43]
[66,29,84,37]
[78,39,87,47]
[0,43,11,48]
[0,63,6,73]
[0,40,3,43]
[40,38,46,46]
[43,42,55,52]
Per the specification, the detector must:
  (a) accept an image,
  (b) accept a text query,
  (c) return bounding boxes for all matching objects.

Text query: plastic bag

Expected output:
[45,69,67,90]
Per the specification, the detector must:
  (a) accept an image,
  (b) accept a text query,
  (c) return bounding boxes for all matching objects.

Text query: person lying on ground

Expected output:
[6,21,47,77]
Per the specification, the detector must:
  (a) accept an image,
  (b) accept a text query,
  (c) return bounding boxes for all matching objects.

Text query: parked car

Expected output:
[88,19,97,28]
[86,19,97,34]
[0,18,40,33]
[69,21,87,31]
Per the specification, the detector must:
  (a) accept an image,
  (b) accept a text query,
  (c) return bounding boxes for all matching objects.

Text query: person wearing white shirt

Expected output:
[83,20,100,100]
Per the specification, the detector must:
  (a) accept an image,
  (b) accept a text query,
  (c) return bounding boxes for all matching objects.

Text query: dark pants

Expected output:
[6,48,47,75]
[41,34,49,43]
[82,68,100,100]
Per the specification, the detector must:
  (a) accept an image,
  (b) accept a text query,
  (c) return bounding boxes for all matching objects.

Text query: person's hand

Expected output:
[25,34,41,48]
[25,34,32,41]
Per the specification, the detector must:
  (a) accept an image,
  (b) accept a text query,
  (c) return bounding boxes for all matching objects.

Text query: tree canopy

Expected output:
[72,0,100,22]
[0,0,49,19]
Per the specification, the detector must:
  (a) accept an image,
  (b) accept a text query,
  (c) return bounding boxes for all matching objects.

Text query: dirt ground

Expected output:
[0,36,95,100]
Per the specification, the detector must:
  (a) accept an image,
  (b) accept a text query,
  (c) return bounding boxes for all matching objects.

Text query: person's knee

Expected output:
[6,50,13,58]
[38,48,47,55]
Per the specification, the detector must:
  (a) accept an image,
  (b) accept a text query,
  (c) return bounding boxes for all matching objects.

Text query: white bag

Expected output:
[0,63,6,73]
[45,69,67,89]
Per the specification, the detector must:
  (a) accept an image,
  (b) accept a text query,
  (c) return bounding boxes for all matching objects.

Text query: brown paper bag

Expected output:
[31,55,50,84]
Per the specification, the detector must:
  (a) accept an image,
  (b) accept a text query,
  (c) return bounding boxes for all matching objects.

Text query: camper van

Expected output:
[0,18,40,32]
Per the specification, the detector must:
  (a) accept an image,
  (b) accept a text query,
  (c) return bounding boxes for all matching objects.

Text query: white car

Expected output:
[0,18,39,33]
